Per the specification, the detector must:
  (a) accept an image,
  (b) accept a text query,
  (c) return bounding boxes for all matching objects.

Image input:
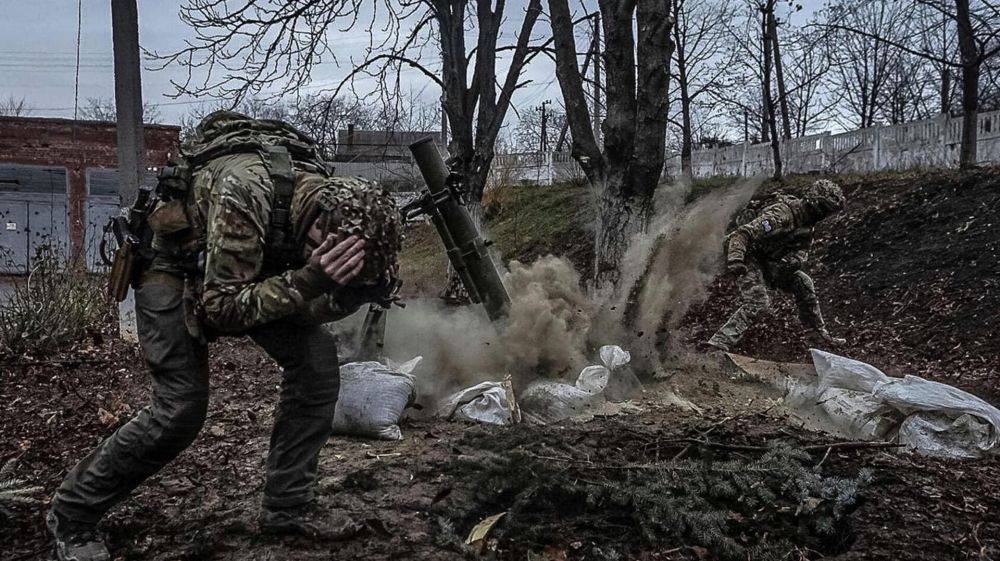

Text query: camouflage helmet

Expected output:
[803,179,845,215]
[293,175,403,283]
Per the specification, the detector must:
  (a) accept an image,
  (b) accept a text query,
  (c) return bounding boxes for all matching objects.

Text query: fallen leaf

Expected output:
[465,512,507,553]
[97,408,118,427]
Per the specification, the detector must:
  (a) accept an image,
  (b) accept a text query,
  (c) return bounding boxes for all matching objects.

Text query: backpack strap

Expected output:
[263,145,298,271]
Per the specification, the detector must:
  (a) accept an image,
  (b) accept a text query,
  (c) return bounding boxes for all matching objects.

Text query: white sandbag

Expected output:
[332,359,419,441]
[520,345,632,423]
[810,350,1000,459]
[437,380,520,425]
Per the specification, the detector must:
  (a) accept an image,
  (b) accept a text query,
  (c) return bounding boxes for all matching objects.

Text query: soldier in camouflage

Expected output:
[705,179,847,353]
[47,112,403,561]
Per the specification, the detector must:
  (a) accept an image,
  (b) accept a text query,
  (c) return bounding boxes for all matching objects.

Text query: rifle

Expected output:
[102,185,156,302]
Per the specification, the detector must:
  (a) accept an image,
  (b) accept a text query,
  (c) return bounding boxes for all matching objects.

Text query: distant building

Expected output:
[0,116,180,273]
[334,125,442,161]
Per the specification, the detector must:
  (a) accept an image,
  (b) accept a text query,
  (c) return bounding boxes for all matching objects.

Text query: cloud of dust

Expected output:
[382,254,594,401]
[592,178,761,369]
[634,178,761,336]
[379,176,758,399]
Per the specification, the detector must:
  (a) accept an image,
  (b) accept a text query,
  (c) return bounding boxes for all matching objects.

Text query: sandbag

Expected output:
[437,380,521,425]
[331,359,419,441]
[810,350,1000,459]
[520,345,632,423]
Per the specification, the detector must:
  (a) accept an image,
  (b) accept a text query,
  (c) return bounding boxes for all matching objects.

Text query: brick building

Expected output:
[0,116,180,273]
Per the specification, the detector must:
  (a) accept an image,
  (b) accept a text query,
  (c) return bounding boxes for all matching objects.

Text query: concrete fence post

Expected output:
[872,126,882,171]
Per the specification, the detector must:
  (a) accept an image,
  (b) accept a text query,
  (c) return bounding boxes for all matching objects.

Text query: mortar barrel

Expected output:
[408,138,511,321]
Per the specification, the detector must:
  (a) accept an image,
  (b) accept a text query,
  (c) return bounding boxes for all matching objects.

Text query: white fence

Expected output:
[335,110,1000,185]
[680,110,1000,178]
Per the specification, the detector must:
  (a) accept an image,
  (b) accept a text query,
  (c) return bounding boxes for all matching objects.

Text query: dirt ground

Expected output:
[2,334,999,560]
[3,169,1000,560]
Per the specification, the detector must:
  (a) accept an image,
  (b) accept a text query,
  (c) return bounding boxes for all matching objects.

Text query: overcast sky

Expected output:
[0,1,822,128]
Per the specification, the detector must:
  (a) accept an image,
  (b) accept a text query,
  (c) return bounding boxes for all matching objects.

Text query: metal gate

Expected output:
[0,164,70,274]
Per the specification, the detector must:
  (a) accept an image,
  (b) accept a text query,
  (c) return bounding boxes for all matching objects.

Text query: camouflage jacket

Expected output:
[726,198,816,269]
[150,152,366,334]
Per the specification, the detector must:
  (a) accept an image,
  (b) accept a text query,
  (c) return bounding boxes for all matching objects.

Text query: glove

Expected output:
[726,260,747,277]
[335,274,401,310]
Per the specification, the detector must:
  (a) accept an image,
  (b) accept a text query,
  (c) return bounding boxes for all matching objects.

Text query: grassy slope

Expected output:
[398,181,595,296]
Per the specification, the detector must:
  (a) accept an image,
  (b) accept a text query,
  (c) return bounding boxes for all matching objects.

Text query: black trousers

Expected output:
[51,272,340,524]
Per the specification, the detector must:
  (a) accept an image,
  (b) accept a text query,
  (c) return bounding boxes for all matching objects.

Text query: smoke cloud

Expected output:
[380,254,594,402]
[363,177,758,403]
[592,178,761,370]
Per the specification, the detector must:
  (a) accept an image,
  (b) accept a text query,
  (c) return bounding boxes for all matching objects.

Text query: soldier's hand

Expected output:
[726,261,747,277]
[310,234,366,285]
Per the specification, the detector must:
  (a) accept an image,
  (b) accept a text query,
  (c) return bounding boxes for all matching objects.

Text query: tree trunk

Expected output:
[768,10,792,140]
[680,92,693,176]
[955,0,978,169]
[761,4,782,179]
[594,183,654,283]
[941,66,951,115]
[549,0,673,288]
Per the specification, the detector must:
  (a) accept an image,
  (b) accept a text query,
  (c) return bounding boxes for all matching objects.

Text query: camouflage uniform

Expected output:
[707,180,845,351]
[50,113,401,528]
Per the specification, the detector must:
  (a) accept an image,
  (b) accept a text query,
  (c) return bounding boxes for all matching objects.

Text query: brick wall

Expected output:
[0,116,180,261]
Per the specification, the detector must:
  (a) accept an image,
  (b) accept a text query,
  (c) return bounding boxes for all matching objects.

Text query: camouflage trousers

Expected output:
[708,260,825,350]
[51,271,340,524]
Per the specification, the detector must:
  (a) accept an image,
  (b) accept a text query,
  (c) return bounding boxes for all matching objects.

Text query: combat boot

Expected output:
[698,338,730,354]
[808,328,846,348]
[260,503,363,540]
[46,510,110,561]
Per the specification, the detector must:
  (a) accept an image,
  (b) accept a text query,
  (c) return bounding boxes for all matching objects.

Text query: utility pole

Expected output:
[111,0,144,341]
[592,14,602,145]
[112,0,144,206]
[538,100,551,153]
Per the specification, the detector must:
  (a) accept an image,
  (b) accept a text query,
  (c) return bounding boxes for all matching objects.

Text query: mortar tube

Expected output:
[409,138,511,321]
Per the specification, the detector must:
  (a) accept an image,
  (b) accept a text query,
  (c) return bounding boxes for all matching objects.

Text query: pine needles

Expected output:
[434,425,872,561]
[0,459,43,521]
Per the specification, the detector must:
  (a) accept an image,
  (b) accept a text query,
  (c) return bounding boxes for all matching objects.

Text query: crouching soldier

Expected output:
[704,179,846,353]
[47,111,403,561]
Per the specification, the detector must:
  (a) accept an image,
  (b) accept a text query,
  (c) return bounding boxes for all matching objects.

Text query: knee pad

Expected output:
[791,271,818,303]
[744,285,772,313]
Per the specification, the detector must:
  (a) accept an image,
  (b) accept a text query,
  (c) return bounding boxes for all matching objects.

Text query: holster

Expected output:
[108,238,137,302]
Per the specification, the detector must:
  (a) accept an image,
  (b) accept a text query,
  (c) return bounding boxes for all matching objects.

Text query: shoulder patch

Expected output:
[762,219,773,233]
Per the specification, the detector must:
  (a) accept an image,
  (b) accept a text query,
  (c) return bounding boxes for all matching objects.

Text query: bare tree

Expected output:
[78,97,162,123]
[821,2,912,130]
[549,0,675,286]
[0,96,32,117]
[669,0,736,176]
[820,0,1000,168]
[154,0,547,214]
[767,2,794,140]
[714,5,767,144]
[880,53,939,123]
[783,28,840,136]
[760,0,782,178]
